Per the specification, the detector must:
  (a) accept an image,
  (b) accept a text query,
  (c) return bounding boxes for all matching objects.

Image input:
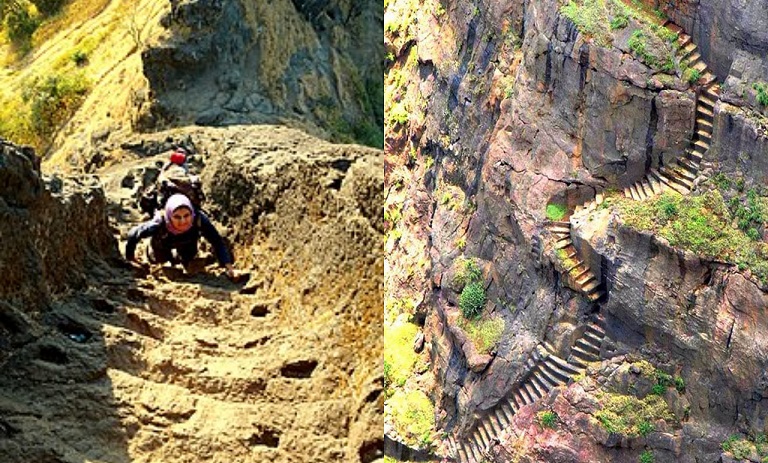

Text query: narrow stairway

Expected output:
[447,316,606,463]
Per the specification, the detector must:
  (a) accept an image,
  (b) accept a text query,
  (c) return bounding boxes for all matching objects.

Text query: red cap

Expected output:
[170,149,187,165]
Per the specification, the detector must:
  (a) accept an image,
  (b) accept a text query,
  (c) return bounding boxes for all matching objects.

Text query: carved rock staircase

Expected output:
[548,220,604,302]
[447,316,606,462]
[623,22,720,200]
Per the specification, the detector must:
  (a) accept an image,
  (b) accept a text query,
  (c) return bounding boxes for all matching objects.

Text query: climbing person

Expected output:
[139,147,205,216]
[126,193,237,280]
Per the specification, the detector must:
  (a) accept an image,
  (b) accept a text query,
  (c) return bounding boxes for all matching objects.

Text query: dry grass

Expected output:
[31,0,112,49]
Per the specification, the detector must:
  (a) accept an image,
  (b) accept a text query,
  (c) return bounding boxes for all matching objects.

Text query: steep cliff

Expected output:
[384,0,768,461]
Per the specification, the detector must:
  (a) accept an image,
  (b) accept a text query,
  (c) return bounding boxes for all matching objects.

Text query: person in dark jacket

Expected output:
[125,194,236,279]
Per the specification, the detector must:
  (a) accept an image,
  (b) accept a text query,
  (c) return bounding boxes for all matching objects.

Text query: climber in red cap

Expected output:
[170,148,187,166]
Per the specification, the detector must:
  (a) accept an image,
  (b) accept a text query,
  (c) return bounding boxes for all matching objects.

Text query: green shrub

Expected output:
[71,49,88,66]
[754,83,768,106]
[655,369,674,387]
[684,68,701,84]
[462,316,505,353]
[674,376,686,393]
[538,411,558,429]
[651,383,666,395]
[6,7,40,46]
[628,30,658,67]
[453,257,483,288]
[30,0,66,16]
[25,71,90,139]
[460,282,487,319]
[610,14,628,30]
[638,421,654,437]
[546,203,567,221]
[657,196,678,222]
[640,450,654,463]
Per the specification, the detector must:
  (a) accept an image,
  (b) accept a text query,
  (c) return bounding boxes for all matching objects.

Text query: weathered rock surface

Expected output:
[0,128,383,463]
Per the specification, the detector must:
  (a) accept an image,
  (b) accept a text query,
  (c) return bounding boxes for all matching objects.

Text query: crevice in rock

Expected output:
[37,345,68,365]
[247,426,280,448]
[280,359,318,378]
[359,438,384,463]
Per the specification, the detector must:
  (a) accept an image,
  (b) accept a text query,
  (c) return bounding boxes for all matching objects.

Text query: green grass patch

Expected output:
[639,450,654,463]
[460,315,505,353]
[387,389,435,448]
[546,203,567,221]
[615,191,768,284]
[595,392,674,437]
[538,410,558,429]
[384,321,419,387]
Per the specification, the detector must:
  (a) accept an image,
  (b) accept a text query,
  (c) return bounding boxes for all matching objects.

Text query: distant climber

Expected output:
[126,193,237,280]
[139,148,205,216]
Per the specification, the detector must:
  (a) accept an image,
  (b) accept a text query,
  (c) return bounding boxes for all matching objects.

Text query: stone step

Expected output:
[701,72,717,86]
[528,375,547,398]
[696,117,713,129]
[595,192,604,205]
[532,370,553,392]
[575,338,601,356]
[467,442,480,462]
[486,414,502,436]
[563,246,578,259]
[541,358,573,383]
[576,271,596,287]
[629,184,641,201]
[704,85,721,99]
[494,407,510,428]
[458,444,468,463]
[588,289,605,302]
[694,139,710,151]
[659,166,693,189]
[554,238,572,249]
[507,395,520,414]
[678,42,697,60]
[571,344,600,362]
[674,163,697,181]
[647,173,663,195]
[642,180,656,198]
[665,21,683,34]
[696,129,712,141]
[583,328,604,346]
[571,264,590,281]
[687,147,704,162]
[535,365,564,389]
[500,401,516,423]
[549,225,571,234]
[582,278,601,293]
[545,353,582,376]
[697,105,714,118]
[699,94,716,108]
[523,381,542,401]
[678,157,699,173]
[691,60,708,72]
[678,34,691,48]
[686,51,702,64]
[477,424,490,448]
[623,187,632,199]
[515,388,531,406]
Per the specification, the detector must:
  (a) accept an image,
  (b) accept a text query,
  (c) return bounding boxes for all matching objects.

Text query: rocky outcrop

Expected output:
[0,138,118,312]
[139,0,383,146]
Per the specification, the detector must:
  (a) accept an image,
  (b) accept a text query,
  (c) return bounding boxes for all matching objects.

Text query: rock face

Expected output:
[0,138,117,312]
[139,0,383,146]
[384,0,768,460]
[0,129,383,463]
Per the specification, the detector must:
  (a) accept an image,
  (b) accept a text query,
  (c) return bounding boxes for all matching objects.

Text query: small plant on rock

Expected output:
[639,450,654,463]
[651,383,666,396]
[638,421,654,437]
[538,410,558,429]
[460,282,487,319]
[546,203,567,221]
[684,68,701,85]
